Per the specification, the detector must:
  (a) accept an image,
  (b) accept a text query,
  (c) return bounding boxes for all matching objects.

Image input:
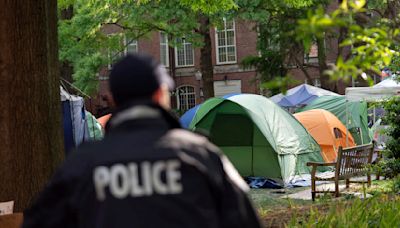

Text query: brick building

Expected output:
[93,19,261,115]
[90,4,353,116]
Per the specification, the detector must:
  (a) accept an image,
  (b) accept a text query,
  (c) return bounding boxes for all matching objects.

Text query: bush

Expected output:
[374,158,400,179]
[382,96,400,159]
[374,97,400,178]
[287,195,400,227]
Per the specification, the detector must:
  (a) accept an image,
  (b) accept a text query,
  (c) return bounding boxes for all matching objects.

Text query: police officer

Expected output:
[23,54,261,228]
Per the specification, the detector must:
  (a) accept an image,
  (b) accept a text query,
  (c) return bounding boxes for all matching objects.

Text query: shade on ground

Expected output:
[297,96,370,145]
[188,94,324,186]
[294,109,356,162]
[270,84,339,107]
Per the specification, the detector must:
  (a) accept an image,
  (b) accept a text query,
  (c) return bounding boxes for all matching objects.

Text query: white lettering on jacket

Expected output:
[93,160,183,201]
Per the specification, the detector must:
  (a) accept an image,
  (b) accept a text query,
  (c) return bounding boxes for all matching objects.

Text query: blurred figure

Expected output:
[381,67,392,80]
[23,54,261,228]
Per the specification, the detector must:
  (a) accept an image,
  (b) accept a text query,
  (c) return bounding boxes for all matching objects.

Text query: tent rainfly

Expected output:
[270,84,339,107]
[297,95,370,145]
[294,109,356,162]
[186,94,324,186]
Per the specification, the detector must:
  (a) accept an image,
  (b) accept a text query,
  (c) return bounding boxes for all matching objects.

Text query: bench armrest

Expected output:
[306,162,336,167]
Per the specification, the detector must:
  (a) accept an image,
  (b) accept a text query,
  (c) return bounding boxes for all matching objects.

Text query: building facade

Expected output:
[90,4,353,116]
[93,19,261,115]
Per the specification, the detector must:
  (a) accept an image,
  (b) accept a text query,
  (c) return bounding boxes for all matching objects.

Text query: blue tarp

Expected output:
[278,86,318,107]
[270,84,339,108]
[61,86,90,155]
[62,100,75,154]
[179,93,240,128]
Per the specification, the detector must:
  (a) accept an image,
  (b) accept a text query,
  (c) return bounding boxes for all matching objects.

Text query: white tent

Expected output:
[373,77,400,88]
[346,76,400,102]
[345,79,400,147]
[345,87,400,102]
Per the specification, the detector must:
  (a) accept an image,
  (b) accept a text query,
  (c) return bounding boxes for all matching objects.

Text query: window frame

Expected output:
[174,38,194,67]
[176,85,196,112]
[160,32,169,67]
[124,36,138,54]
[215,19,237,65]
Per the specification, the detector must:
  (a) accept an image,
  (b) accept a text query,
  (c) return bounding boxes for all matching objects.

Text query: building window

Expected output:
[125,37,138,54]
[176,85,196,111]
[216,19,236,64]
[160,32,169,67]
[175,38,194,67]
[304,42,319,63]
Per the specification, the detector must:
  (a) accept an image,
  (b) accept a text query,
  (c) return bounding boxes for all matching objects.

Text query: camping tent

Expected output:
[373,77,400,88]
[60,86,90,154]
[345,76,400,102]
[85,111,104,140]
[270,84,339,108]
[294,109,356,162]
[297,95,370,145]
[180,93,240,128]
[345,87,400,102]
[97,114,112,128]
[187,94,324,186]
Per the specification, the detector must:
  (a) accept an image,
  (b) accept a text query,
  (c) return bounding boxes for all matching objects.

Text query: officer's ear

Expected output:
[152,84,171,110]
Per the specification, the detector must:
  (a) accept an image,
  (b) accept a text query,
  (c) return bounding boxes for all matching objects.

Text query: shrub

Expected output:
[287,195,400,227]
[382,96,400,159]
[374,97,400,178]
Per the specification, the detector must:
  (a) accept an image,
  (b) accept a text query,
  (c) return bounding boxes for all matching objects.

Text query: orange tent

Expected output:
[294,109,356,162]
[97,114,112,128]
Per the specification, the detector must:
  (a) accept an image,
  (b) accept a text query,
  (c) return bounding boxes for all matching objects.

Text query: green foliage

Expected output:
[382,96,400,159]
[238,0,327,94]
[287,195,400,227]
[58,0,235,95]
[297,0,400,83]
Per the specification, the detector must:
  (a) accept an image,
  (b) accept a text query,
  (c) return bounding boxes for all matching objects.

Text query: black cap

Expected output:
[109,54,174,105]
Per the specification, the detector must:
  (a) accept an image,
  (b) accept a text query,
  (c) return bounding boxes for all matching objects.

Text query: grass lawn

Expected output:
[248,179,397,227]
[249,188,312,215]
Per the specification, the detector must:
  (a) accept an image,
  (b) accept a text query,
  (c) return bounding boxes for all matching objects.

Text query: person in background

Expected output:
[23,54,261,228]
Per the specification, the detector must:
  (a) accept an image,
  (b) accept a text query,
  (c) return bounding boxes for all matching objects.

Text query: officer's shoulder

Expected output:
[162,129,219,152]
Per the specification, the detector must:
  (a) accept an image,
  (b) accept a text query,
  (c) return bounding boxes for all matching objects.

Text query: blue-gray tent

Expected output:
[270,84,339,107]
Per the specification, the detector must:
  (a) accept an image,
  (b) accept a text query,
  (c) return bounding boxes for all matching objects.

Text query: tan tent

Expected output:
[294,109,356,162]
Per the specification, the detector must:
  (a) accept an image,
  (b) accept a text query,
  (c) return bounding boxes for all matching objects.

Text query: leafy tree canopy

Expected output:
[297,0,400,84]
[58,0,236,94]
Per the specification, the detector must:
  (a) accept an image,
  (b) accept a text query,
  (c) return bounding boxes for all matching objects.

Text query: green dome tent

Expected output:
[188,94,323,186]
[297,95,370,145]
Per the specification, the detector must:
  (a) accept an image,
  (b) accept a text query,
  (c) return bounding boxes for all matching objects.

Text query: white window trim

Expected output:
[174,38,195,67]
[124,36,138,54]
[215,19,237,65]
[176,85,196,111]
[160,32,169,67]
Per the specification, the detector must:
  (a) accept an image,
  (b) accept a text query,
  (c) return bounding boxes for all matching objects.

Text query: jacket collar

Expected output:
[105,102,181,133]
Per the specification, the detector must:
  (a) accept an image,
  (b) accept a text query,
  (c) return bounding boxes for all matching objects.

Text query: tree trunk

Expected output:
[198,15,214,99]
[0,0,64,212]
[317,36,330,90]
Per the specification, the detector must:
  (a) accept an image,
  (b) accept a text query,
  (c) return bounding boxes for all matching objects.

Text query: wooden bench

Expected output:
[307,143,374,201]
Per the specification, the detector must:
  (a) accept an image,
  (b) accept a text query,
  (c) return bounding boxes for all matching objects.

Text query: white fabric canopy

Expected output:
[345,87,400,102]
[373,78,400,88]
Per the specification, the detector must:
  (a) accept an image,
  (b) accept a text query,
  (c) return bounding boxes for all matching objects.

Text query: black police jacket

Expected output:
[23,104,261,228]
